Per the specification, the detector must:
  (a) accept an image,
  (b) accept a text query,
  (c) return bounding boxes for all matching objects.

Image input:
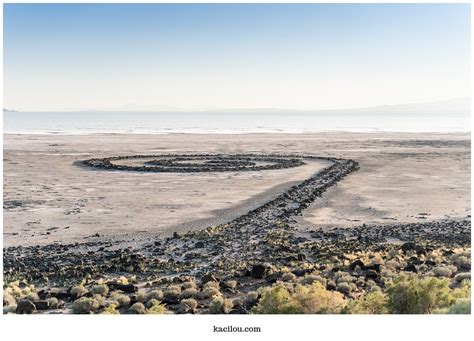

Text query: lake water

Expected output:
[3,111,470,134]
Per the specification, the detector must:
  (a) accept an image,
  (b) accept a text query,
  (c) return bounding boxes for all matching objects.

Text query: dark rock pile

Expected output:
[82,153,307,172]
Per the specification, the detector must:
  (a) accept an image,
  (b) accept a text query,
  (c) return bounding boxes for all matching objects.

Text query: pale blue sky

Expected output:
[3,3,471,111]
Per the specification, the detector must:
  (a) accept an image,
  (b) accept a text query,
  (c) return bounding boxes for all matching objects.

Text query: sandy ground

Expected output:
[3,132,470,247]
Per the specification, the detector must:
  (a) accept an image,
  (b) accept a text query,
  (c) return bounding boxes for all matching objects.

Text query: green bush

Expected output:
[251,284,299,314]
[386,275,455,314]
[252,282,346,314]
[447,298,470,314]
[345,291,388,314]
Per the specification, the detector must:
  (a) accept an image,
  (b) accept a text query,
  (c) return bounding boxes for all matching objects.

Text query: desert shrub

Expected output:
[224,280,237,290]
[110,292,131,307]
[3,291,16,306]
[386,275,454,314]
[453,256,470,267]
[25,292,39,302]
[203,281,219,290]
[299,274,326,287]
[3,305,17,314]
[454,272,471,284]
[92,294,106,306]
[251,284,297,314]
[369,253,384,266]
[387,249,401,259]
[46,297,59,309]
[135,290,147,302]
[129,302,146,314]
[244,291,259,308]
[180,298,198,313]
[447,298,470,314]
[291,282,346,314]
[182,280,197,290]
[252,282,346,314]
[164,285,182,297]
[199,286,221,299]
[334,271,356,283]
[146,300,168,314]
[101,303,119,314]
[72,297,100,314]
[433,266,456,278]
[452,279,471,299]
[91,284,109,296]
[336,282,352,295]
[70,285,88,298]
[117,276,129,285]
[8,284,22,297]
[146,289,164,301]
[181,288,199,299]
[281,272,297,282]
[345,291,388,314]
[385,260,401,269]
[209,296,234,314]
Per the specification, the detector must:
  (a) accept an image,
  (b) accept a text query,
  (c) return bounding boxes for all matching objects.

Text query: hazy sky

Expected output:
[4,3,471,111]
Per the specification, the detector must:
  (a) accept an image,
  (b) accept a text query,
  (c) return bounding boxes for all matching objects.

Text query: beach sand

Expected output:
[3,132,470,247]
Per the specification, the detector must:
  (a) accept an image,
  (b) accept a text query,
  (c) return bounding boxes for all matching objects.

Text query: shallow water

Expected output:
[3,110,469,134]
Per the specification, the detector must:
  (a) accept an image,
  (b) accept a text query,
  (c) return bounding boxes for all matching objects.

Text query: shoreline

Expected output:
[4,130,472,136]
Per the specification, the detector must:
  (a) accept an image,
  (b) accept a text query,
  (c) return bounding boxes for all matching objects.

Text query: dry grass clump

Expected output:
[244,291,259,308]
[72,297,100,314]
[224,280,237,290]
[334,271,356,283]
[252,282,346,314]
[203,281,219,290]
[432,266,456,278]
[209,296,234,314]
[199,281,221,299]
[181,288,199,299]
[70,284,88,298]
[91,284,109,296]
[281,272,297,282]
[3,291,17,307]
[146,300,168,314]
[128,302,146,314]
[3,304,17,314]
[46,297,59,309]
[385,260,401,270]
[146,289,164,301]
[25,292,40,302]
[164,285,182,297]
[298,274,326,286]
[336,282,352,295]
[101,303,119,314]
[182,280,197,290]
[110,292,131,307]
[180,298,198,313]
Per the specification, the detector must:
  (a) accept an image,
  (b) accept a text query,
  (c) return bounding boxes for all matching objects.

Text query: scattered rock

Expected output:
[16,299,36,314]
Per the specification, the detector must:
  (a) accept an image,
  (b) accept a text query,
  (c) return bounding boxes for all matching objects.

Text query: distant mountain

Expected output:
[6,97,470,115]
[329,97,470,117]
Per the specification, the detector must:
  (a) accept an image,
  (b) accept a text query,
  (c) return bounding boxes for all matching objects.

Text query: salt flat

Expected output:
[3,132,470,247]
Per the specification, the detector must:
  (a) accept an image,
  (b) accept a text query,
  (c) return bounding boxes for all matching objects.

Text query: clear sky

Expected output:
[3,3,471,111]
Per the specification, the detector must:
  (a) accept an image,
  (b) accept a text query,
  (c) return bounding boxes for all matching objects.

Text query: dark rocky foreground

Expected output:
[3,154,471,314]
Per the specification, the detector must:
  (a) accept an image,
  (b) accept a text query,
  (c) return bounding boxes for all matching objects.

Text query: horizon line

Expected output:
[4,97,471,114]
